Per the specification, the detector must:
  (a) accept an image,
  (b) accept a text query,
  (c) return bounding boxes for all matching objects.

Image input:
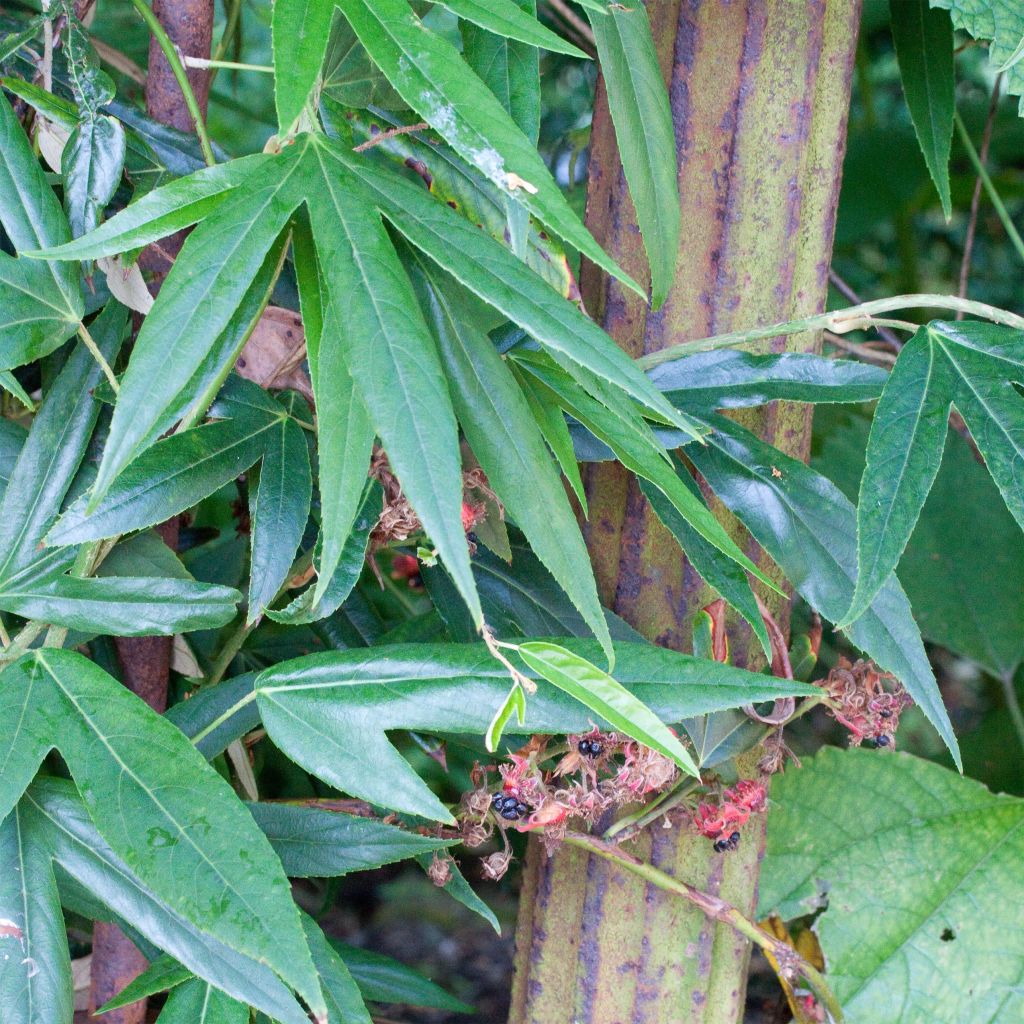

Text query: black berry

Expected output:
[491,793,504,808]
[713,837,728,853]
[515,801,529,816]
[876,734,891,747]
[501,808,520,820]
[589,740,602,756]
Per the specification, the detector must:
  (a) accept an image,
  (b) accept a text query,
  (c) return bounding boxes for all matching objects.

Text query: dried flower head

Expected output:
[427,853,453,887]
[817,657,913,748]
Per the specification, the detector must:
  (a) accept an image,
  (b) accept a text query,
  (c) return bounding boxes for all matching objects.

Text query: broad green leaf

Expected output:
[517,640,699,777]
[436,0,586,58]
[844,329,953,625]
[515,352,780,595]
[303,914,373,1024]
[62,114,127,242]
[689,414,960,767]
[167,672,262,760]
[331,143,689,430]
[48,398,284,546]
[0,419,27,499]
[254,641,815,819]
[23,780,312,1024]
[248,415,312,621]
[930,0,1024,115]
[89,148,304,502]
[0,86,82,367]
[248,802,453,877]
[0,804,73,1024]
[0,573,240,636]
[308,142,480,624]
[273,0,336,132]
[406,249,612,659]
[0,651,324,1019]
[637,460,771,661]
[97,955,190,1012]
[761,748,1024,1023]
[156,978,248,1024]
[0,301,125,581]
[891,0,954,218]
[333,943,473,1013]
[462,0,541,144]
[588,0,679,307]
[28,154,270,261]
[334,0,639,293]
[647,349,890,410]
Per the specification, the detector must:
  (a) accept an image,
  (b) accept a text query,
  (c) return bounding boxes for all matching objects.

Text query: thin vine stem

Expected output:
[563,832,844,1023]
[183,56,273,73]
[129,0,216,167]
[637,294,1024,370]
[954,110,1024,266]
[998,670,1024,760]
[77,322,119,393]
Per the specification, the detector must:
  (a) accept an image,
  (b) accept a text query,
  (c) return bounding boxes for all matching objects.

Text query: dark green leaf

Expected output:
[334,0,638,292]
[588,1,678,307]
[97,955,190,1012]
[303,914,373,1024]
[0,87,82,367]
[689,414,960,767]
[406,249,612,658]
[0,651,324,1018]
[254,641,815,819]
[415,852,499,932]
[248,416,312,621]
[273,0,335,132]
[155,978,248,1024]
[22,779,312,1024]
[844,329,953,625]
[891,0,954,217]
[62,114,127,242]
[248,802,453,877]
[166,672,261,760]
[0,803,73,1024]
[462,0,540,144]
[334,943,472,1013]
[0,301,125,581]
[437,0,586,57]
[760,748,1024,1022]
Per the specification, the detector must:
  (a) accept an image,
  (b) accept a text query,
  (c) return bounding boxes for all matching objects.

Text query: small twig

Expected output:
[353,122,430,153]
[823,331,897,365]
[41,0,54,93]
[563,832,844,1023]
[182,56,272,73]
[743,597,795,725]
[543,0,595,51]
[999,670,1024,760]
[129,0,216,167]
[483,627,536,694]
[954,109,1024,266]
[77,322,120,393]
[827,270,903,351]
[957,76,1003,316]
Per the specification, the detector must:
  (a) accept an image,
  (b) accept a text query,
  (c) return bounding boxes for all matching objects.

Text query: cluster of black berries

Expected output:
[491,793,529,821]
[577,738,603,757]
[712,831,741,854]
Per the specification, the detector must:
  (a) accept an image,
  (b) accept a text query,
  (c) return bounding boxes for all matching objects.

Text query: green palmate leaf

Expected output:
[0,573,240,636]
[514,352,780,595]
[273,0,336,132]
[156,979,248,1024]
[334,0,640,293]
[760,748,1024,1023]
[637,459,772,661]
[253,641,815,820]
[320,16,404,108]
[0,87,82,367]
[891,0,954,218]
[0,651,324,1020]
[303,914,373,1024]
[518,641,700,776]
[88,149,304,502]
[647,349,890,411]
[930,0,1024,115]
[22,779,312,1024]
[331,143,688,430]
[334,943,472,1013]
[308,145,480,624]
[248,802,453,877]
[0,301,125,582]
[587,1,679,308]
[62,114,127,242]
[689,414,961,767]
[843,329,953,626]
[462,0,540,144]
[248,415,313,621]
[28,154,270,261]
[0,804,73,1024]
[268,482,381,626]
[48,390,284,546]
[435,0,587,58]
[406,249,613,659]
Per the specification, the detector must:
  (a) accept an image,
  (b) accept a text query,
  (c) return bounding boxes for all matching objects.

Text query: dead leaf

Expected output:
[235,306,312,403]
[98,255,154,314]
